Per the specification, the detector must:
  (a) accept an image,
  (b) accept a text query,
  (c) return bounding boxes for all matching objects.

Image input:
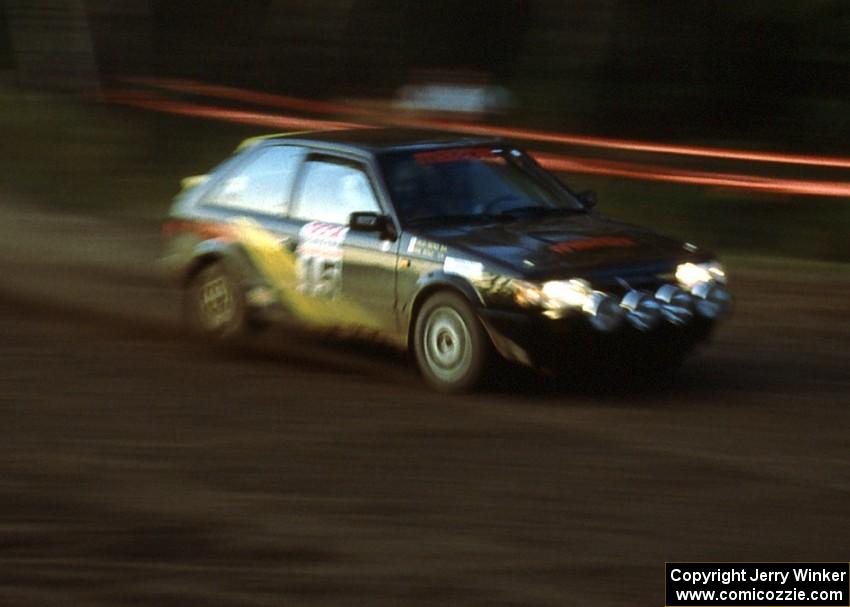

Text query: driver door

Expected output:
[288,154,399,334]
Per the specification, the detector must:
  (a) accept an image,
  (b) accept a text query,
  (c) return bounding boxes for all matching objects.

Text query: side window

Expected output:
[291,159,380,225]
[202,146,301,214]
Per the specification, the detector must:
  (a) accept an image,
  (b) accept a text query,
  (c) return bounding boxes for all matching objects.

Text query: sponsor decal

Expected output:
[414,147,493,165]
[406,236,447,259]
[443,256,483,280]
[549,236,636,255]
[299,221,348,244]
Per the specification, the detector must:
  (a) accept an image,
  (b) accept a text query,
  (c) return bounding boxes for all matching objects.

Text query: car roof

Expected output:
[244,128,505,154]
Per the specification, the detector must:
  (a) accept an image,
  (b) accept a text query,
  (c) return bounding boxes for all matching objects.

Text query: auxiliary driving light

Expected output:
[654,284,695,326]
[620,289,662,331]
[691,282,732,319]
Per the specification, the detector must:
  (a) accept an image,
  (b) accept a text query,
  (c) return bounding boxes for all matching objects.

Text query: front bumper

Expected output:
[479,306,717,372]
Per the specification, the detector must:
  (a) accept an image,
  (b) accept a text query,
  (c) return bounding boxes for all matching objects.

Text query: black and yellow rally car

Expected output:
[162,129,731,392]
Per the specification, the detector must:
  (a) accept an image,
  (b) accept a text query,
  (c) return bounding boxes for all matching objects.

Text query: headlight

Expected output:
[675,261,726,290]
[514,278,594,311]
[514,278,624,328]
[541,279,594,309]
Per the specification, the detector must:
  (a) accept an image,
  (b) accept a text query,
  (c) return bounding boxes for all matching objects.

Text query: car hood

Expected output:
[412,213,702,281]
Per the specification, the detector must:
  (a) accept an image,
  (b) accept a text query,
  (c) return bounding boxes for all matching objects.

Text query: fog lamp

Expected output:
[621,289,662,331]
[583,291,625,332]
[655,284,695,326]
[691,282,732,319]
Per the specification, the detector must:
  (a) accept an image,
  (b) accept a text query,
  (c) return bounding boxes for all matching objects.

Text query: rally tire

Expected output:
[413,291,491,393]
[185,261,249,339]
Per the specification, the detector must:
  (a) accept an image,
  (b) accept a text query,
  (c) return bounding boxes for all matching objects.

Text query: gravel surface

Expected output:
[1,203,848,606]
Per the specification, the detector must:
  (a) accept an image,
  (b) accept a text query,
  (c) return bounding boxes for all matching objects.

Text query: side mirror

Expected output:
[349,211,391,235]
[577,190,597,210]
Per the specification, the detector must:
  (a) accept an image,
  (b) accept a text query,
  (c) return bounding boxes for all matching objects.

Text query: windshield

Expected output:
[378,146,584,225]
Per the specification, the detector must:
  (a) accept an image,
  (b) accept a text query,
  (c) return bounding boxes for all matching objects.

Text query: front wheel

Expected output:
[413,292,491,393]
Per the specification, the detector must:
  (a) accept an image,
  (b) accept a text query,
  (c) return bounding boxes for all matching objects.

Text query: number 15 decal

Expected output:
[295,222,349,299]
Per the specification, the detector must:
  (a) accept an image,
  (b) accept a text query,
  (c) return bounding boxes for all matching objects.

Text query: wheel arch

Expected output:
[183,252,222,288]
[406,273,485,353]
[181,240,249,288]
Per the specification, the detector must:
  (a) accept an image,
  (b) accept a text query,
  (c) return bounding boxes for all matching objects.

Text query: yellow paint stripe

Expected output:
[229,217,380,328]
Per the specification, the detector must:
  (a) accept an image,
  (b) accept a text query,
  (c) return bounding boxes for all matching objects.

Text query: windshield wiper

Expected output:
[406,213,505,227]
[497,206,585,218]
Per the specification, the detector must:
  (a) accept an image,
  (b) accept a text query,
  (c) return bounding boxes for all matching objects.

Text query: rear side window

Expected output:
[290,158,380,225]
[202,146,301,215]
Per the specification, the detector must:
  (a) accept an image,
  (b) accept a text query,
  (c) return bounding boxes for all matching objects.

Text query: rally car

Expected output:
[162,129,731,392]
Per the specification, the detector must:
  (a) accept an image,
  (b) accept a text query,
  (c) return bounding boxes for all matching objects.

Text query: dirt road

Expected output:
[1,203,849,606]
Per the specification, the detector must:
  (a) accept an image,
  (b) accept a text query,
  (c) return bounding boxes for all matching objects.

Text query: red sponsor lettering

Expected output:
[414,147,494,165]
[550,236,636,254]
[302,222,348,241]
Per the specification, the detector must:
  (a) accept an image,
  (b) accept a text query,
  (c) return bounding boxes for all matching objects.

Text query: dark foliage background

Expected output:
[1,1,848,260]
[2,1,849,149]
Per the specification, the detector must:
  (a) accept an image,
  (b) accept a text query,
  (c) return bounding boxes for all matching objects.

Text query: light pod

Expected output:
[654,284,695,326]
[582,291,625,332]
[620,290,662,331]
[691,281,732,319]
